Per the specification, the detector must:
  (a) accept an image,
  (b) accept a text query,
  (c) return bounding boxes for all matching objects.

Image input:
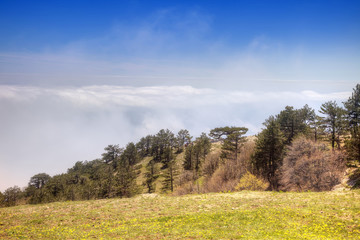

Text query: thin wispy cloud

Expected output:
[0,85,351,108]
[60,8,214,59]
[0,50,357,93]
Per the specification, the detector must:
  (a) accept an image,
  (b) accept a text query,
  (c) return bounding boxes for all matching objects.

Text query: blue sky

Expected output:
[1,0,359,52]
[1,0,359,90]
[0,0,359,191]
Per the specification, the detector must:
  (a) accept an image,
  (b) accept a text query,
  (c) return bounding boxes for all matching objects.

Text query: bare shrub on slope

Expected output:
[281,137,346,191]
[203,140,255,192]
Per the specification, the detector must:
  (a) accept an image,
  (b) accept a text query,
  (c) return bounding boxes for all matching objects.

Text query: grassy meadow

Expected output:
[1,190,360,239]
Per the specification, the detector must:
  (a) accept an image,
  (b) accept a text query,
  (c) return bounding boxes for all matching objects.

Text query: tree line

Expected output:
[252,84,360,191]
[1,84,360,207]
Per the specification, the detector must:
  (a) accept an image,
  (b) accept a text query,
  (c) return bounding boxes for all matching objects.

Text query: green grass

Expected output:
[1,190,360,239]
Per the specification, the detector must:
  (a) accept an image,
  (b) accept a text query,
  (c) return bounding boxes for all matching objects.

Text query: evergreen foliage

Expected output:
[176,129,192,153]
[161,147,177,192]
[144,159,159,193]
[276,105,313,144]
[319,101,346,150]
[136,135,153,158]
[2,186,21,207]
[252,117,285,190]
[116,142,140,197]
[183,133,211,177]
[344,84,360,162]
[209,126,248,161]
[28,173,51,189]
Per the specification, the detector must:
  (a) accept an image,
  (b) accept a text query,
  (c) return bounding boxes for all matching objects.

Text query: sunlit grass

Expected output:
[1,190,359,239]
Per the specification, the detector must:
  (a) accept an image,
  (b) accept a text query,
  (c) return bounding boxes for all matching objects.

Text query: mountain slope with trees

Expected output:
[1,84,360,207]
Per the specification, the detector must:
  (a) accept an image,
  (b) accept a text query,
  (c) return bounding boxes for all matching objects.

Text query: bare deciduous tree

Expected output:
[281,137,346,191]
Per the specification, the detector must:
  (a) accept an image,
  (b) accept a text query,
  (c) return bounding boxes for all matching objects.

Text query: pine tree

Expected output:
[101,145,123,197]
[144,159,159,193]
[26,173,51,203]
[252,117,285,190]
[183,143,194,170]
[162,147,177,192]
[116,143,139,197]
[319,101,346,150]
[209,126,248,161]
[276,106,309,144]
[183,133,211,179]
[136,135,153,158]
[151,129,176,163]
[344,84,360,162]
[176,129,192,153]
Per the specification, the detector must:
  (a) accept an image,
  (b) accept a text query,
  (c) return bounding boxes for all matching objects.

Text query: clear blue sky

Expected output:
[0,0,359,191]
[1,0,359,52]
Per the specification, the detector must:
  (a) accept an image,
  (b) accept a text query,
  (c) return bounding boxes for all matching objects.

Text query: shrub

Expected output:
[203,165,239,192]
[281,137,346,191]
[348,168,360,189]
[2,186,22,207]
[0,191,4,207]
[174,171,196,195]
[235,172,269,191]
[174,181,196,195]
[203,140,255,193]
[202,151,221,177]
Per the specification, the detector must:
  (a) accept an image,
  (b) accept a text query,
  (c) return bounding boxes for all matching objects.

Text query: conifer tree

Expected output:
[101,145,123,197]
[162,147,178,192]
[144,159,159,193]
[276,106,309,144]
[183,143,194,171]
[136,135,153,158]
[319,101,346,150]
[26,173,51,203]
[116,143,139,197]
[252,117,285,190]
[344,84,360,161]
[183,133,211,178]
[210,126,248,161]
[176,129,192,153]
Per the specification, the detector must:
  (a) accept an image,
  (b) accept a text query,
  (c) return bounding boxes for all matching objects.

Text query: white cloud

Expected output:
[300,90,351,101]
[0,85,351,108]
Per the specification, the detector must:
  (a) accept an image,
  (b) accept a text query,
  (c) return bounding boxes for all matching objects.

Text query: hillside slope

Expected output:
[1,190,359,239]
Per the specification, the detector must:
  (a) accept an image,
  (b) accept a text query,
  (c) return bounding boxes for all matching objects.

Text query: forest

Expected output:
[1,84,360,207]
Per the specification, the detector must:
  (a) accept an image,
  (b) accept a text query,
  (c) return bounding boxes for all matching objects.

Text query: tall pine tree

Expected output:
[209,126,248,161]
[344,84,360,161]
[252,117,285,190]
[319,101,346,150]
